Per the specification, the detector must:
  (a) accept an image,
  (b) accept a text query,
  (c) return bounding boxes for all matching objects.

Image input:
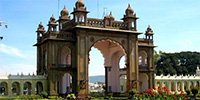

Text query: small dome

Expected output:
[60,6,69,16]
[38,22,44,28]
[37,22,45,33]
[109,12,114,19]
[145,25,154,35]
[50,15,56,22]
[125,4,134,15]
[104,12,114,19]
[75,0,85,9]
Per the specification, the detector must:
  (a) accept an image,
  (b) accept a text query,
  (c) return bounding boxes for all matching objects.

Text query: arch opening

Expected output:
[0,82,8,95]
[139,73,149,92]
[36,82,43,94]
[12,82,20,95]
[139,51,147,68]
[88,39,127,93]
[57,46,72,95]
[23,82,32,95]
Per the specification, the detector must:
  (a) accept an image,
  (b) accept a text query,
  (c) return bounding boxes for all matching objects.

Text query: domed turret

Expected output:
[145,25,154,35]
[109,12,114,20]
[122,4,138,31]
[126,4,134,16]
[48,15,57,32]
[58,6,70,30]
[37,22,45,32]
[49,15,56,23]
[36,22,46,39]
[145,25,154,40]
[60,6,69,16]
[75,0,85,9]
[71,0,88,25]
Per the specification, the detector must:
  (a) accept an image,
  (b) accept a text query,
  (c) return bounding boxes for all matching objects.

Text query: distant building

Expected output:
[154,67,200,93]
[89,82,104,93]
[0,73,46,96]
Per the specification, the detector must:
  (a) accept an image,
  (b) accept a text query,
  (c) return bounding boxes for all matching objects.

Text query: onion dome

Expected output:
[49,15,56,24]
[60,6,69,16]
[125,4,134,15]
[109,12,114,19]
[36,22,45,34]
[145,25,154,35]
[75,0,85,9]
[37,22,45,31]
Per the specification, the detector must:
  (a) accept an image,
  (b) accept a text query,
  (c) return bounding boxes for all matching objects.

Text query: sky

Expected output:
[0,0,200,76]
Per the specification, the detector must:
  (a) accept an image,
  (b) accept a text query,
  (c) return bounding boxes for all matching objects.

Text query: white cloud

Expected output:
[0,43,25,58]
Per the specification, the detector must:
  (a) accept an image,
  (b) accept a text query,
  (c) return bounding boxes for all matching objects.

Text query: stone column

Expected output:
[7,81,12,96]
[32,81,36,95]
[188,82,191,90]
[20,82,24,95]
[76,32,88,98]
[174,81,177,92]
[126,36,138,93]
[194,81,197,87]
[168,81,171,92]
[181,81,185,92]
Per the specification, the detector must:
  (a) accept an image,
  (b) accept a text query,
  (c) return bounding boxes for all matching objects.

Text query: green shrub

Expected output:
[66,93,76,100]
[40,91,48,98]
[90,92,104,97]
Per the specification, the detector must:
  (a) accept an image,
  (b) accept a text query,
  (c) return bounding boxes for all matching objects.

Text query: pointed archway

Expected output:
[88,39,127,94]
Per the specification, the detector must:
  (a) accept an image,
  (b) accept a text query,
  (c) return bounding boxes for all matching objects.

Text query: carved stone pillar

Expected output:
[168,81,171,92]
[174,81,177,92]
[127,35,138,94]
[188,82,191,90]
[181,82,185,92]
[7,81,12,96]
[20,83,24,95]
[32,82,36,95]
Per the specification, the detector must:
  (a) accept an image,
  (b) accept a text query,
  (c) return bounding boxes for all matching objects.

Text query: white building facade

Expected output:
[0,74,47,96]
[154,67,200,93]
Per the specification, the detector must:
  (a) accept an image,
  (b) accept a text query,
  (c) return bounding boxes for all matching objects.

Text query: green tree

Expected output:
[155,51,200,75]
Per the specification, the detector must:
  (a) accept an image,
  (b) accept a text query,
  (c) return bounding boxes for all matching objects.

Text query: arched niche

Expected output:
[36,81,43,94]
[138,51,147,67]
[139,73,149,92]
[0,82,8,95]
[23,82,32,95]
[12,82,20,95]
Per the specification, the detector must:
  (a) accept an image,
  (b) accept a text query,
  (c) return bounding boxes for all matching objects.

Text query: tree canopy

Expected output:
[155,51,200,76]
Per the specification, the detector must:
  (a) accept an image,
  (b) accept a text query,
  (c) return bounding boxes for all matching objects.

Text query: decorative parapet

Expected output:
[86,18,128,29]
[86,18,104,27]
[0,74,47,80]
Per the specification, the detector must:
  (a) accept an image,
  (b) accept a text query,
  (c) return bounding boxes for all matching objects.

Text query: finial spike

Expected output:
[128,4,131,8]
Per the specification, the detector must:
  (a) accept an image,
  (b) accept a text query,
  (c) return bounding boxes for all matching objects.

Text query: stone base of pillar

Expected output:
[49,90,58,96]
[77,94,91,100]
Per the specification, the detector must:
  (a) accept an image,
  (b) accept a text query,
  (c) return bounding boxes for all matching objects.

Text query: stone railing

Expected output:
[86,18,128,29]
[155,74,200,80]
[112,21,127,29]
[87,18,104,27]
[0,73,47,80]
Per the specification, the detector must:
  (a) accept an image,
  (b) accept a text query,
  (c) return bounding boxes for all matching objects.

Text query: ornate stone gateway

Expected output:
[34,0,155,98]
